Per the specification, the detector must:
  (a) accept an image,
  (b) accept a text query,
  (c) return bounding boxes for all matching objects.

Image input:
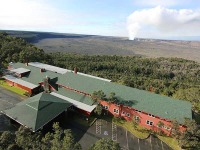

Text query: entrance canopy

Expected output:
[1,93,72,131]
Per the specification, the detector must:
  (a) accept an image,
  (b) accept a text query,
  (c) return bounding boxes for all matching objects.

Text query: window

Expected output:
[146,120,154,126]
[113,108,119,114]
[135,109,141,113]
[163,126,171,130]
[103,105,109,110]
[148,114,155,118]
[122,111,126,115]
[114,103,120,106]
[127,113,130,117]
[135,116,140,121]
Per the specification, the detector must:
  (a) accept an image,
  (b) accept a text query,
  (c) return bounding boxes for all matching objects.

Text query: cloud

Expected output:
[0,0,74,32]
[127,6,200,40]
[134,0,191,7]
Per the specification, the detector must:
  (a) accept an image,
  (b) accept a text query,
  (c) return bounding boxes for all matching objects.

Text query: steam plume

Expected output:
[127,6,200,40]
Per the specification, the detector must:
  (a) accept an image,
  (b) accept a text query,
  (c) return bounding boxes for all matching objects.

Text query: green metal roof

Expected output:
[10,63,61,85]
[2,93,72,131]
[54,88,94,106]
[9,62,192,124]
[57,72,192,124]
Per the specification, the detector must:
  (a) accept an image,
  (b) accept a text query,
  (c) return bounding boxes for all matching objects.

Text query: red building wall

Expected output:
[13,82,32,93]
[5,79,40,95]
[100,101,185,136]
[5,79,14,86]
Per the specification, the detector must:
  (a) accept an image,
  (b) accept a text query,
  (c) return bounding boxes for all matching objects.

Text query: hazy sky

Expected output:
[0,0,200,40]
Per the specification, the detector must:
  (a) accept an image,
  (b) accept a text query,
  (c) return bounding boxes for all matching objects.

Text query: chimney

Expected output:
[149,85,153,92]
[25,63,28,66]
[40,68,45,73]
[74,67,77,74]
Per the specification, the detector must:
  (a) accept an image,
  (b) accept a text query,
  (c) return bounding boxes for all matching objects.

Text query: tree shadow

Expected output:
[115,96,138,107]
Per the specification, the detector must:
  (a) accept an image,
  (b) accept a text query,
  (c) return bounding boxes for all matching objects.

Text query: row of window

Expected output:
[148,114,155,118]
[146,120,171,130]
[146,120,154,126]
[113,108,131,117]
[104,105,171,130]
[135,109,142,113]
[104,105,153,119]
[162,126,171,130]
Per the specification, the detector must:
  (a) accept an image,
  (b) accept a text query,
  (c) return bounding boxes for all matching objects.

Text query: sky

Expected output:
[0,0,200,40]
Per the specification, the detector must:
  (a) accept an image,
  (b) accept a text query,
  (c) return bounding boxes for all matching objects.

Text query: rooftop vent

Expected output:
[40,68,45,73]
[74,67,77,74]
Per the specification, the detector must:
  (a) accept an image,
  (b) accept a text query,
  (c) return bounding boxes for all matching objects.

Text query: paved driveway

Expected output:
[0,86,26,132]
[0,86,26,111]
[65,119,173,150]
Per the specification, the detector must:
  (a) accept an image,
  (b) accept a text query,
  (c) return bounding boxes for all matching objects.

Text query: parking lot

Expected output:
[0,86,26,132]
[65,119,173,150]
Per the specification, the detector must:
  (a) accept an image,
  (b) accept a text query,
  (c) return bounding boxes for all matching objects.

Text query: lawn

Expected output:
[0,78,27,96]
[158,135,181,150]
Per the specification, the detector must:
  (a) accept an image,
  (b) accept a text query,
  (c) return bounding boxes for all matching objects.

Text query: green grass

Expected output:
[0,79,27,96]
[158,135,181,150]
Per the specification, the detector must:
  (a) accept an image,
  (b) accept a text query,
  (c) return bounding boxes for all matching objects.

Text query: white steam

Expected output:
[127,6,200,40]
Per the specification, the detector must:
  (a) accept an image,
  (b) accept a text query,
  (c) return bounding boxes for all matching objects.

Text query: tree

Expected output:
[132,115,140,129]
[107,92,116,103]
[178,118,200,149]
[51,122,63,149]
[15,126,42,149]
[0,122,81,150]
[41,132,52,150]
[62,129,81,150]
[7,144,21,150]
[157,121,164,134]
[94,103,103,116]
[91,90,106,103]
[41,122,81,150]
[88,138,120,150]
[173,88,200,111]
[0,131,16,149]
[171,119,181,139]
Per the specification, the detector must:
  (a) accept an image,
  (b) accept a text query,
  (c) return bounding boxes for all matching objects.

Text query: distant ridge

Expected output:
[1,30,200,62]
